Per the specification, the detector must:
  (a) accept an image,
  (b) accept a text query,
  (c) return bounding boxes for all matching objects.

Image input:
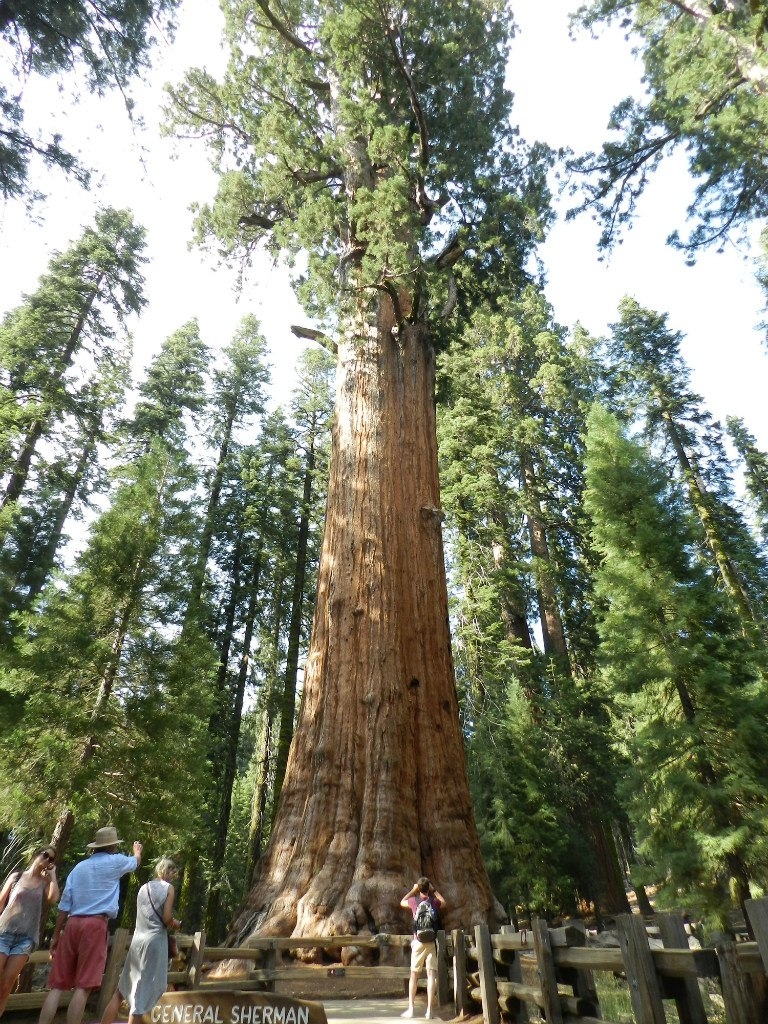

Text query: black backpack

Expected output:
[414,897,439,942]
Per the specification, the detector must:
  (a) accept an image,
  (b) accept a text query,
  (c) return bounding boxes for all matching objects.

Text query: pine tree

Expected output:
[271,346,334,808]
[584,403,768,924]
[603,296,768,633]
[437,286,627,918]
[0,322,215,854]
[0,209,144,624]
[727,415,768,548]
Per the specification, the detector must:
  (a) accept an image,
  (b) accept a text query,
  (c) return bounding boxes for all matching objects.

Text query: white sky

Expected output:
[0,0,766,446]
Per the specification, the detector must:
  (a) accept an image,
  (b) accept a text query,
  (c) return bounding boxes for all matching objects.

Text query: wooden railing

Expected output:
[7,896,768,1023]
[5,930,428,1016]
[467,899,768,1024]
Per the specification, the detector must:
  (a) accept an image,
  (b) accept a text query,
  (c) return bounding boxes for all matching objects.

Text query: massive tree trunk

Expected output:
[231,296,496,941]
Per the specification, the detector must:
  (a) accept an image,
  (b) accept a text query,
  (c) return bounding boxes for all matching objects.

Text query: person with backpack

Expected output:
[400,876,446,1019]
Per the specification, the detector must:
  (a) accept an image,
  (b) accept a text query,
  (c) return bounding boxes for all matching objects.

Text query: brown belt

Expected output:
[70,914,109,920]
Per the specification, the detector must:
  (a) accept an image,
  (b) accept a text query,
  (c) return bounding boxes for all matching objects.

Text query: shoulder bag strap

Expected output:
[145,881,168,929]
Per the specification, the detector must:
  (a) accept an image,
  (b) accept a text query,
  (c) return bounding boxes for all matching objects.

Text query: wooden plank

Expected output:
[656,912,707,1024]
[474,923,500,1024]
[554,943,718,979]
[736,942,765,974]
[436,930,449,1008]
[97,927,131,1017]
[531,917,563,1024]
[186,930,207,989]
[452,928,469,1018]
[553,947,625,972]
[205,934,408,953]
[5,991,74,1012]
[745,898,768,974]
[499,923,529,1023]
[491,931,535,954]
[552,920,602,1020]
[616,913,667,1024]
[653,949,719,978]
[717,939,761,1024]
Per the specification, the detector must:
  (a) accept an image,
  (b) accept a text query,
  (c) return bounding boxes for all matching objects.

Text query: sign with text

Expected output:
[150,990,328,1024]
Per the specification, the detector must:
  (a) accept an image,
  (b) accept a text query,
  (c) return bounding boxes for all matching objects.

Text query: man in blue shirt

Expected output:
[38,826,142,1024]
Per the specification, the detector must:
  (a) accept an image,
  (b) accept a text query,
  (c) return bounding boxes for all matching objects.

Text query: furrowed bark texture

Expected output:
[232,297,496,941]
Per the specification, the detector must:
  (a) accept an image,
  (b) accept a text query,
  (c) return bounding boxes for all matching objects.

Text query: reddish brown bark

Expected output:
[231,297,497,942]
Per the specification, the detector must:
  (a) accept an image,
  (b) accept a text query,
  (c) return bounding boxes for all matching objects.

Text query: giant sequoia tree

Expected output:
[168,0,547,937]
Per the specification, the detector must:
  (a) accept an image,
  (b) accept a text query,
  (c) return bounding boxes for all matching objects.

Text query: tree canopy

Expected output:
[570,0,768,273]
[0,0,181,202]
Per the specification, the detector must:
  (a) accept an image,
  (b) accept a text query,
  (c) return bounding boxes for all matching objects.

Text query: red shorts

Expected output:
[48,916,109,990]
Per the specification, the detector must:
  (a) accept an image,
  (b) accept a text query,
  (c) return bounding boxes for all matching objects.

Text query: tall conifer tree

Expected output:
[168,0,550,935]
[584,404,768,922]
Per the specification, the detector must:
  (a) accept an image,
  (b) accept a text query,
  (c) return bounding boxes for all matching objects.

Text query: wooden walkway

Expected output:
[323,1001,449,1024]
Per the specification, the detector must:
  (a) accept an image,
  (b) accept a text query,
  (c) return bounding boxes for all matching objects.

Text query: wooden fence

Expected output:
[465,897,768,1024]
[8,897,768,1023]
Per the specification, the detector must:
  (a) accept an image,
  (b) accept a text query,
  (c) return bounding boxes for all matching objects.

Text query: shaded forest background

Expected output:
[2,0,768,942]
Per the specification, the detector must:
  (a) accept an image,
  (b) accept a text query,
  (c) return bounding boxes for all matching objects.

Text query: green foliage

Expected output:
[166,0,550,327]
[584,404,768,922]
[727,415,768,549]
[570,0,768,272]
[0,0,181,202]
[598,296,768,633]
[0,208,145,637]
[437,286,627,915]
[0,324,217,852]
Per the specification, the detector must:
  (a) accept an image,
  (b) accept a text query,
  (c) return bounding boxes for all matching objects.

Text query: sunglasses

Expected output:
[42,851,55,862]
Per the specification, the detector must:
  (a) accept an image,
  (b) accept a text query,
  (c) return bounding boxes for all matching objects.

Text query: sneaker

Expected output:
[425,1012,433,1020]
[401,1010,414,1019]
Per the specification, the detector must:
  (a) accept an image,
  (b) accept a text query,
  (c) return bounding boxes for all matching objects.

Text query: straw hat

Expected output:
[87,826,124,850]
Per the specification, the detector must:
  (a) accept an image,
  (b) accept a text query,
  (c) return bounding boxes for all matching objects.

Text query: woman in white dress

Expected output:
[100,859,180,1024]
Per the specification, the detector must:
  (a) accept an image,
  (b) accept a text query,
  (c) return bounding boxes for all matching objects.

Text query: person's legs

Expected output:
[401,969,418,1017]
[65,986,91,1024]
[100,989,123,1024]
[0,951,30,1014]
[38,987,63,1024]
[425,968,437,1019]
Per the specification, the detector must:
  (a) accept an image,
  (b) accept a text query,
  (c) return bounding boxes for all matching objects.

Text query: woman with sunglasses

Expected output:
[0,848,60,1017]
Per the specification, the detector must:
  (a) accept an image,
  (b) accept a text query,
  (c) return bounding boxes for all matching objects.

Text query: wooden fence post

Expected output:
[262,940,279,993]
[186,930,207,988]
[616,913,667,1024]
[656,912,707,1024]
[717,939,761,1024]
[531,917,563,1024]
[96,928,131,1016]
[549,920,600,1019]
[452,929,468,1018]
[499,924,530,1023]
[436,930,449,1007]
[474,923,500,1024]
[745,898,768,974]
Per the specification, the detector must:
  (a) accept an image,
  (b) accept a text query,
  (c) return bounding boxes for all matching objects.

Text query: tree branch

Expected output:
[254,0,315,58]
[383,15,429,167]
[290,325,338,355]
